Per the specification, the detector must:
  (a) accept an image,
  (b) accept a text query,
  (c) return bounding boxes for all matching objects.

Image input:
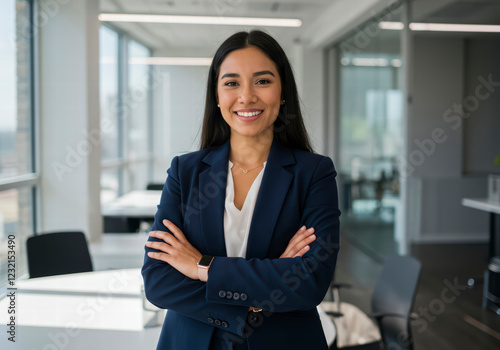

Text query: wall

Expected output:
[463,37,500,176]
[408,35,497,243]
[39,0,102,242]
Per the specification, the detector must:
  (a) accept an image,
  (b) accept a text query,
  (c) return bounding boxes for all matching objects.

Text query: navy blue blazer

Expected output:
[141,137,341,350]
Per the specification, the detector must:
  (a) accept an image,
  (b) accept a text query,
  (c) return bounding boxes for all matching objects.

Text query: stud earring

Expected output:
[217,104,220,107]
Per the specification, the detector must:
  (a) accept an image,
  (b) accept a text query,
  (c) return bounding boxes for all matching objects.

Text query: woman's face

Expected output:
[217,46,284,138]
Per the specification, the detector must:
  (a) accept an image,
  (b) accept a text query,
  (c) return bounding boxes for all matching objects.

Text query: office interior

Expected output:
[0,0,499,349]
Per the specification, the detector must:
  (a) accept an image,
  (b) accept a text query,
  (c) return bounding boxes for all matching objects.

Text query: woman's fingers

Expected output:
[293,245,311,258]
[290,233,316,256]
[162,220,187,243]
[149,230,176,246]
[288,226,314,247]
[146,240,173,254]
[280,226,316,258]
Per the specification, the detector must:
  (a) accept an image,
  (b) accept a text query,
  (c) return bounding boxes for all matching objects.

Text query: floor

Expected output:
[333,228,500,349]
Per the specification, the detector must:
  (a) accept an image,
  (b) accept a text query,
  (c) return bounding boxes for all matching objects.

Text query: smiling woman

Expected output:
[141,29,341,350]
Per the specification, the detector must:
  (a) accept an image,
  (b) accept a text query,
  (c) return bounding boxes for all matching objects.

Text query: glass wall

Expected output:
[126,40,152,192]
[99,25,153,204]
[0,0,35,291]
[99,26,120,203]
[330,3,404,259]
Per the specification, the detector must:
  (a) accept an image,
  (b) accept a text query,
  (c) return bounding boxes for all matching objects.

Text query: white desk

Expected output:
[0,268,163,350]
[462,198,500,312]
[462,198,500,215]
[461,198,500,258]
[102,190,162,218]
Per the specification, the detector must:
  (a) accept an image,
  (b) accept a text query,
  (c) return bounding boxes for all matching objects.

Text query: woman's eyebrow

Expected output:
[220,70,275,79]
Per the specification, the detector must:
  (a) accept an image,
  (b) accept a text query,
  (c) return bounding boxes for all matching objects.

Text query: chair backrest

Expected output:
[26,231,93,278]
[371,254,422,350]
[146,183,164,191]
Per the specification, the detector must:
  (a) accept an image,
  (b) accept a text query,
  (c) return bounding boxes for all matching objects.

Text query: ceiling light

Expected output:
[351,58,388,67]
[128,57,213,66]
[99,14,302,27]
[379,21,500,33]
[378,21,404,30]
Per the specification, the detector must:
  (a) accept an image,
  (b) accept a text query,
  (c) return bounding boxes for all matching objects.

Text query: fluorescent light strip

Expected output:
[129,57,213,66]
[99,13,302,27]
[379,21,500,33]
[378,21,404,30]
[340,57,402,67]
[352,57,388,67]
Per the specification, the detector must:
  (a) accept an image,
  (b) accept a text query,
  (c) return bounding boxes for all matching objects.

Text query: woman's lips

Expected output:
[233,110,263,122]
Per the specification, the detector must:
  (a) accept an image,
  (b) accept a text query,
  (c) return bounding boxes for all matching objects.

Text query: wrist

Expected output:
[197,255,214,282]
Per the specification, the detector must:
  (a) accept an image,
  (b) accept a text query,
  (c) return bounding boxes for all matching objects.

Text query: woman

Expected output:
[142,29,341,350]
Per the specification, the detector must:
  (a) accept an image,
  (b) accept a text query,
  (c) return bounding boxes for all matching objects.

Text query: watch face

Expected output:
[199,255,213,267]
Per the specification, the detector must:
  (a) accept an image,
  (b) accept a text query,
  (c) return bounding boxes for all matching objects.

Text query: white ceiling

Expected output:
[99,0,335,50]
[99,0,500,52]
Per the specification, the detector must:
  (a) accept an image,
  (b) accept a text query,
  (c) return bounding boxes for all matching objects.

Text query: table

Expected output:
[0,268,163,350]
[102,190,162,218]
[461,198,500,313]
[102,190,161,232]
[0,267,337,348]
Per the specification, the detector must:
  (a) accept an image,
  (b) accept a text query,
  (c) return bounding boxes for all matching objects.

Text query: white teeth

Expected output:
[236,110,263,117]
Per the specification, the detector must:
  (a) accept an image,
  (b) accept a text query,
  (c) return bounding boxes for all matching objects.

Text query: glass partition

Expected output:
[333,4,404,259]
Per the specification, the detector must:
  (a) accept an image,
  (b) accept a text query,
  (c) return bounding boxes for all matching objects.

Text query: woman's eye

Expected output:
[224,80,270,87]
[225,81,237,86]
[257,79,270,85]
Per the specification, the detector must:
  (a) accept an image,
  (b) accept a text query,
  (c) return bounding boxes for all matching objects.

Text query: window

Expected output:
[0,0,36,293]
[99,26,153,204]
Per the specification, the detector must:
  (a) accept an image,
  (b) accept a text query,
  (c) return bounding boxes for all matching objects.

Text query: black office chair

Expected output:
[26,231,93,278]
[146,183,164,191]
[326,254,422,350]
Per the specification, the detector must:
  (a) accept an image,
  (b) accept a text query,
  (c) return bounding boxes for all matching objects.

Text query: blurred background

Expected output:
[0,0,499,349]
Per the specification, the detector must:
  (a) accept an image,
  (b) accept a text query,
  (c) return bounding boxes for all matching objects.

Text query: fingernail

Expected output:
[300,225,306,231]
[163,219,169,224]
[308,227,314,232]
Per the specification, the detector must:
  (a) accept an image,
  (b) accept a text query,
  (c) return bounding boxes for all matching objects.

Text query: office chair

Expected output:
[26,231,93,278]
[146,183,164,191]
[324,254,422,350]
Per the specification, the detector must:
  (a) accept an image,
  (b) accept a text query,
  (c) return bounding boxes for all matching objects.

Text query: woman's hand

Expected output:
[146,219,203,280]
[279,225,316,258]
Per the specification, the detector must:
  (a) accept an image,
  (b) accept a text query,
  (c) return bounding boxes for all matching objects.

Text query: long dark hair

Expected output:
[198,29,315,153]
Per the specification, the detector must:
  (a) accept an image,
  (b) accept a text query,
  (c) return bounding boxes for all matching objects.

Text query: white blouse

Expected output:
[223,159,267,258]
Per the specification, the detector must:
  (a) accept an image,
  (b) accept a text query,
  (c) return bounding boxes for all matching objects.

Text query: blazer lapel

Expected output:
[199,137,296,258]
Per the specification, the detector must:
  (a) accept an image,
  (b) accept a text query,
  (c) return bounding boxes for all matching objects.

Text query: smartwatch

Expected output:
[197,255,214,282]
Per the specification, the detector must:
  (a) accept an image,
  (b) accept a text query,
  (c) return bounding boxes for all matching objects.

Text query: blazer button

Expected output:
[233,292,240,300]
[221,321,229,328]
[215,319,222,326]
[248,313,258,324]
[240,293,248,301]
[218,290,227,298]
[207,317,214,323]
[226,291,233,299]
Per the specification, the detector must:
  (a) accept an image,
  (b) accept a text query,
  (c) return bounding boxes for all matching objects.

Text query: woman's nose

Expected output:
[238,85,258,104]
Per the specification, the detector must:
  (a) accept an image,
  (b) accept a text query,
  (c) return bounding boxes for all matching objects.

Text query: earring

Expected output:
[282,99,285,103]
[217,104,220,107]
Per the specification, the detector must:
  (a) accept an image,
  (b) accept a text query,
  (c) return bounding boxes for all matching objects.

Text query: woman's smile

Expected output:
[233,109,264,122]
